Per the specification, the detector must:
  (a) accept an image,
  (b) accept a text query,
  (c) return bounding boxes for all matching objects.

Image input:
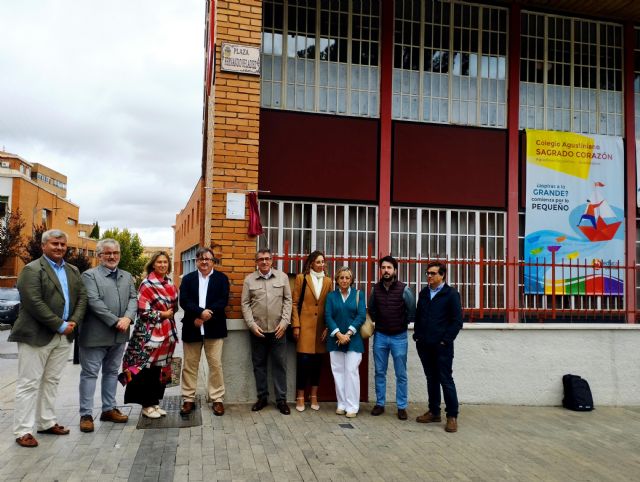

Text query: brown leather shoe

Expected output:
[80,415,94,432]
[370,405,385,416]
[15,433,38,447]
[397,409,408,420]
[416,411,442,423]
[445,416,458,433]
[100,408,128,423]
[37,424,70,435]
[213,402,225,416]
[180,401,195,415]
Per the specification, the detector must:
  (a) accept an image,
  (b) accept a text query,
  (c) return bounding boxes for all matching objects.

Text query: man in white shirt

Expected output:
[178,247,230,416]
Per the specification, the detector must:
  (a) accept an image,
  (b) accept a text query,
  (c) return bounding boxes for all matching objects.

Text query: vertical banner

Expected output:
[524,130,624,295]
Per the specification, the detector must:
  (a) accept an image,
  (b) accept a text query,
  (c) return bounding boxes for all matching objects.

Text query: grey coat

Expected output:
[9,256,87,347]
[79,265,138,347]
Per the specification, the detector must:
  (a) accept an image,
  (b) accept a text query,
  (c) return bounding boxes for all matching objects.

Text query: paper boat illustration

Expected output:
[577,182,621,242]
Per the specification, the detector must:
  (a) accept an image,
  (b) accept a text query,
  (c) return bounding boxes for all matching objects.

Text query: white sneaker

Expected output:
[336,408,346,415]
[142,407,161,419]
[153,405,167,416]
[346,412,357,418]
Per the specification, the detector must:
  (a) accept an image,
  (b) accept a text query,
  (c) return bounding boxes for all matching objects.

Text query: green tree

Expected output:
[89,222,100,239]
[65,250,92,273]
[0,209,26,268]
[20,224,46,264]
[101,228,147,279]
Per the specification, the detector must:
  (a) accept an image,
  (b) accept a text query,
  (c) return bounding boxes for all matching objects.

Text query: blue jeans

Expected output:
[373,331,408,409]
[416,340,459,418]
[79,343,126,416]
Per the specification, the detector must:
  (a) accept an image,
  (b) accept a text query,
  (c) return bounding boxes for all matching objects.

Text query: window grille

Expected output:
[258,200,377,291]
[520,12,623,136]
[391,206,506,311]
[262,0,380,117]
[181,245,199,277]
[393,0,508,128]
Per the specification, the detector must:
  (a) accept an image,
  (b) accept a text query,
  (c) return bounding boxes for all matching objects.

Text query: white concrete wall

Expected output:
[206,320,640,407]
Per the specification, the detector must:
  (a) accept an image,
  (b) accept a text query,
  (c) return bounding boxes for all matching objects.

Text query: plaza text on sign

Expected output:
[220,42,261,75]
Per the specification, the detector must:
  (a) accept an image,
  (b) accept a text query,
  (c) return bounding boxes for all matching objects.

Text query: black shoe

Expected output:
[371,405,385,416]
[397,409,408,420]
[277,401,291,415]
[251,398,268,412]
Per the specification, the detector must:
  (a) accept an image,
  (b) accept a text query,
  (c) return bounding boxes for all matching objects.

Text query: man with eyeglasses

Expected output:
[413,261,463,433]
[178,247,230,416]
[78,238,137,433]
[241,248,293,415]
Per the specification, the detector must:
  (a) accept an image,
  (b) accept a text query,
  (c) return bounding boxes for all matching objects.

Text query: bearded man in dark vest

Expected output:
[367,256,416,420]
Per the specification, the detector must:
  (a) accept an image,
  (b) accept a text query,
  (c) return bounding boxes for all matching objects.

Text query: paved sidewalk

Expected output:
[1,330,639,481]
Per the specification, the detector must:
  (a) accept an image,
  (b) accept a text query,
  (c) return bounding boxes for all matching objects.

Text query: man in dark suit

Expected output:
[9,229,87,447]
[413,261,463,433]
[179,247,230,416]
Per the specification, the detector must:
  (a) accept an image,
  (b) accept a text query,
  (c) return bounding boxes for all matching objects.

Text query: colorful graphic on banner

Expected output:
[524,130,624,295]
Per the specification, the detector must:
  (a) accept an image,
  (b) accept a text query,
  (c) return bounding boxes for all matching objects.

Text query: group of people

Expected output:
[240,248,463,434]
[8,229,462,449]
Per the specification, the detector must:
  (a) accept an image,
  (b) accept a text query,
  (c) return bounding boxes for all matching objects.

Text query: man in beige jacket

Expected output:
[241,248,292,414]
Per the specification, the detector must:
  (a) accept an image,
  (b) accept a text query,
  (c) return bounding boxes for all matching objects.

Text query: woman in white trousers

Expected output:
[324,267,366,417]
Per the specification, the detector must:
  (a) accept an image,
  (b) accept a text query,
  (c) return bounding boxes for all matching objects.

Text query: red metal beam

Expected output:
[377,0,394,258]
[624,22,637,323]
[506,4,521,323]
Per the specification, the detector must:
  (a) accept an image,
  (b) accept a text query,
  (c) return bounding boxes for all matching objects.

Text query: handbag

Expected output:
[356,291,375,339]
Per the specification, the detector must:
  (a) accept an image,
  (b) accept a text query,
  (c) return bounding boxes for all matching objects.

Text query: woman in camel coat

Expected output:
[291,250,332,412]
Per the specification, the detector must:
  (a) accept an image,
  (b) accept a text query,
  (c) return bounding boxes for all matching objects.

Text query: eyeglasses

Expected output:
[101,252,120,257]
[256,257,272,262]
[426,271,440,276]
[198,257,213,262]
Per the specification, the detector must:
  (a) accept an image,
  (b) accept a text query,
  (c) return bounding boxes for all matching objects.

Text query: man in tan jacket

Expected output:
[241,248,292,414]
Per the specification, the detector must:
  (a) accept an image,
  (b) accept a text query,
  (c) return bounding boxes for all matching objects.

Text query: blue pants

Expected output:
[79,343,126,416]
[416,340,459,418]
[373,331,408,409]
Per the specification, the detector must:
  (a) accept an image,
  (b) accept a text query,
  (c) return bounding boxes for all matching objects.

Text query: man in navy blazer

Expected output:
[179,247,230,416]
[413,261,463,433]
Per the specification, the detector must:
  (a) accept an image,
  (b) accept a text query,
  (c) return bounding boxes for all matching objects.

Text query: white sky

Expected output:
[0,1,205,246]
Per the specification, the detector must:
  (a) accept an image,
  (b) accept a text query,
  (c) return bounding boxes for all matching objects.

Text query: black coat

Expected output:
[179,269,230,342]
[414,283,463,345]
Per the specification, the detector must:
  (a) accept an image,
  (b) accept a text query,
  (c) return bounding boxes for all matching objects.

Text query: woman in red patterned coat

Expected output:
[120,251,179,419]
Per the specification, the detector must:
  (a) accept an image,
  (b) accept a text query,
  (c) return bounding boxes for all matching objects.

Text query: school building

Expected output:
[174,1,640,406]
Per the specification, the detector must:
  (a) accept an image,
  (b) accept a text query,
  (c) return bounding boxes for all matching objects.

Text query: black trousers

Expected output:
[416,341,459,418]
[250,332,287,402]
[295,353,323,390]
[124,366,166,408]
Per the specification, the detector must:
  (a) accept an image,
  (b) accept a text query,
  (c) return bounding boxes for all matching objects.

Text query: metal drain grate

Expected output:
[0,353,18,359]
[136,395,203,429]
[338,423,354,429]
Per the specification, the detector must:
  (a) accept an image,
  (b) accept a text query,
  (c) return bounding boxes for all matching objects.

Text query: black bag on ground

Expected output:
[562,374,594,411]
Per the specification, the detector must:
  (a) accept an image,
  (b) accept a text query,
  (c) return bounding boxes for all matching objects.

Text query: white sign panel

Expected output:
[226,193,246,220]
[220,42,261,75]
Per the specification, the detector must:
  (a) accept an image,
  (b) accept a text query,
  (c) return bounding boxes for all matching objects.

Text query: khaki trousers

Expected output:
[14,334,71,438]
[181,339,225,403]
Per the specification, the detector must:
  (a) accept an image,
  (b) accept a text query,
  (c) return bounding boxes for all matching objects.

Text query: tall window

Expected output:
[0,196,8,218]
[258,200,377,290]
[261,0,380,117]
[393,0,508,127]
[181,245,199,276]
[391,206,506,312]
[520,12,623,135]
